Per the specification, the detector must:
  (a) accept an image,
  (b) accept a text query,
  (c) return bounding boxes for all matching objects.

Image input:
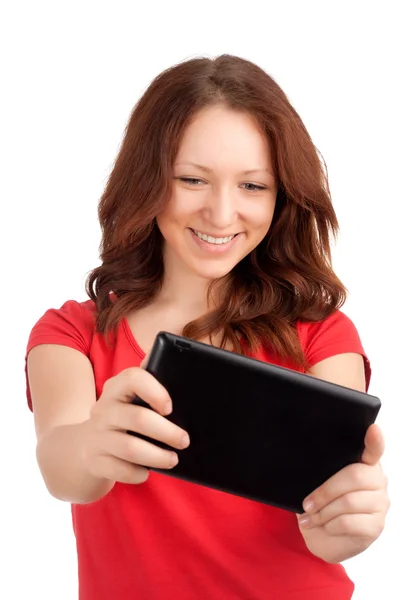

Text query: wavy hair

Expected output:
[86,54,347,370]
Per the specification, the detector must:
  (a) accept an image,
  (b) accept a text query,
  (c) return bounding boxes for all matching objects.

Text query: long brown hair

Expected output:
[86,54,347,370]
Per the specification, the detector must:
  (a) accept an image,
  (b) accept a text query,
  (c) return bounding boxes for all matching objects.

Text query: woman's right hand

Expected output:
[82,365,190,485]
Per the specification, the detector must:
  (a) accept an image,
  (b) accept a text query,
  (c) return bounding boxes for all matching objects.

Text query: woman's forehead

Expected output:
[174,108,273,174]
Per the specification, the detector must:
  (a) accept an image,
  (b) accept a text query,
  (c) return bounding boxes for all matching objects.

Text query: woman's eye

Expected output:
[177,178,267,191]
[242,183,267,191]
[179,177,205,185]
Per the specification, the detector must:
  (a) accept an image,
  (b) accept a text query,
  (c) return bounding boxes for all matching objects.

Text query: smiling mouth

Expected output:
[191,228,239,245]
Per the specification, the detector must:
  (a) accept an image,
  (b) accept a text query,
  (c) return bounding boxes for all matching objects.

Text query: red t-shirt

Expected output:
[25,299,371,600]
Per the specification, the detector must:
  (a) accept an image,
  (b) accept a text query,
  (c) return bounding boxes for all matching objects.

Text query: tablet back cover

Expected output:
[132,332,380,513]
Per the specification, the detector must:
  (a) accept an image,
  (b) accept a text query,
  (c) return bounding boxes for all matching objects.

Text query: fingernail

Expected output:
[180,433,190,449]
[303,499,315,513]
[164,401,173,415]
[170,453,179,467]
[298,515,311,528]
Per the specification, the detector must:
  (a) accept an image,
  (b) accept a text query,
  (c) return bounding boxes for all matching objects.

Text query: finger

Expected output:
[140,354,149,369]
[109,403,190,450]
[361,423,385,466]
[90,454,150,485]
[321,512,385,540]
[103,430,180,470]
[298,490,389,529]
[303,462,386,513]
[102,367,172,415]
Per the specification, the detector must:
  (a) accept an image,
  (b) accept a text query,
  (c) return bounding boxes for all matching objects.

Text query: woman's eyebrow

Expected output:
[174,162,273,176]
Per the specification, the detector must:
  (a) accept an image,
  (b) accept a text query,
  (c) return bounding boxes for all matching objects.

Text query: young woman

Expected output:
[25,54,389,599]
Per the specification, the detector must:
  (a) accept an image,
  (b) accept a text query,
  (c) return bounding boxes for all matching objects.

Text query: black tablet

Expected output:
[130,331,381,513]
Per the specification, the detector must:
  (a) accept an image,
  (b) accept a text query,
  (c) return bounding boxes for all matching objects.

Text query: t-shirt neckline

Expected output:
[121,316,146,359]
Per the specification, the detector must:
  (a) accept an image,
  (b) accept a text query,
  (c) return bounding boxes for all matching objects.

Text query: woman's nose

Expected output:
[202,188,238,229]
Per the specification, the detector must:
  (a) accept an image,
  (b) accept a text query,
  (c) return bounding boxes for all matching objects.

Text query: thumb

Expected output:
[361,423,385,466]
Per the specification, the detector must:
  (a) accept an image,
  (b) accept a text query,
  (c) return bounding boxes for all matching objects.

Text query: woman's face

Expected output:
[156,105,277,282]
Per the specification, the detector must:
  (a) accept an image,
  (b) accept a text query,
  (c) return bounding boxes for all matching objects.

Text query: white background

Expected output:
[1,1,413,598]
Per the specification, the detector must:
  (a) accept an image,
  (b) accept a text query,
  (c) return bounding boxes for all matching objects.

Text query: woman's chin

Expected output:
[189,261,236,281]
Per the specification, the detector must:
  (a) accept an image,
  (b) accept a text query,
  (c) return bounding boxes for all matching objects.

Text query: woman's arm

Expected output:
[298,352,389,563]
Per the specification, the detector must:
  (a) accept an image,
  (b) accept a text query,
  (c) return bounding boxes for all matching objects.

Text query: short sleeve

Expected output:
[298,310,372,391]
[25,300,95,411]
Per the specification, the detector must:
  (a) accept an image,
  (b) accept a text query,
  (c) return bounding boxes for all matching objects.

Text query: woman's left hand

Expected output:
[297,423,390,563]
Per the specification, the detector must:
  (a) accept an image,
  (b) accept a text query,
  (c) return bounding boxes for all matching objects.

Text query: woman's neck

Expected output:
[157,268,225,317]
[156,279,209,315]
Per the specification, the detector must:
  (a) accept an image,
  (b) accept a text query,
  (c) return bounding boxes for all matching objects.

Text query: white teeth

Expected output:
[193,230,236,245]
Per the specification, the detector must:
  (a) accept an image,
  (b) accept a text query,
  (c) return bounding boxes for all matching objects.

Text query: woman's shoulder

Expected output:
[26,298,98,357]
[259,309,366,367]
[43,297,97,328]
[296,308,370,381]
[296,308,362,349]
